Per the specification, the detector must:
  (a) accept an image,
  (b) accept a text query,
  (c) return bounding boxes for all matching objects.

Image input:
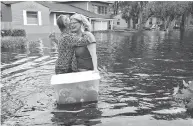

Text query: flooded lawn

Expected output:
[1,30,193,126]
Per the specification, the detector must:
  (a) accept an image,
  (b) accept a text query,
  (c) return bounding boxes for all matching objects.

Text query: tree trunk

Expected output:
[166,16,170,31]
[130,18,133,29]
[163,18,168,31]
[138,11,143,30]
[127,19,130,28]
[168,19,175,31]
[180,13,186,40]
[133,19,136,29]
[186,14,191,30]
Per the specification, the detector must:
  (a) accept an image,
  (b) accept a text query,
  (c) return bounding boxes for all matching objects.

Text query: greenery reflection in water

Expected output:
[1,30,193,126]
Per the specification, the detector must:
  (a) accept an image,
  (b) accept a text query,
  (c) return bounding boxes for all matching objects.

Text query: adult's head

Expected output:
[70,13,92,33]
[56,15,70,32]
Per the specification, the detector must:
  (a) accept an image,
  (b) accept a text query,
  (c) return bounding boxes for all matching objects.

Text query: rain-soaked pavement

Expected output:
[1,30,193,126]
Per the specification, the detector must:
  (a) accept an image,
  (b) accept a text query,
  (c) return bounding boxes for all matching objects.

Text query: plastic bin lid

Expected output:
[51,71,100,85]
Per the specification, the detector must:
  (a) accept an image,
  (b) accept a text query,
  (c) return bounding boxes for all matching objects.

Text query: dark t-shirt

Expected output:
[74,33,96,70]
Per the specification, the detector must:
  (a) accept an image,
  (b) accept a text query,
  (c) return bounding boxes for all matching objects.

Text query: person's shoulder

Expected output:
[83,31,94,36]
[58,33,70,42]
[60,33,72,39]
[83,31,96,42]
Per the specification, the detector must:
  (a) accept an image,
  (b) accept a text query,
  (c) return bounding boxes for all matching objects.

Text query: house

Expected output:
[1,1,114,34]
[145,17,159,28]
[56,1,113,15]
[1,2,12,29]
[55,1,114,31]
[113,14,128,30]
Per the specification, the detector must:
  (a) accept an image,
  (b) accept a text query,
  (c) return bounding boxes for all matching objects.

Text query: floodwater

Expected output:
[1,30,193,126]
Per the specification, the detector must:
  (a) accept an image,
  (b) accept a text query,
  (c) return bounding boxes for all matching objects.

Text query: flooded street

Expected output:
[1,30,193,126]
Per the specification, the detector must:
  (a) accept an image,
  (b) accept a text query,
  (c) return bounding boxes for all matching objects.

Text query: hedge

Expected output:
[1,37,28,49]
[28,39,44,54]
[1,29,26,37]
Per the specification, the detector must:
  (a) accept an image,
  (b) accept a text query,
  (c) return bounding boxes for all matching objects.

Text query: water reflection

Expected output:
[1,30,193,125]
[51,103,102,125]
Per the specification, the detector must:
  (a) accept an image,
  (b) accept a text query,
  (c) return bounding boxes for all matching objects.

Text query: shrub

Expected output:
[12,29,26,37]
[1,37,28,49]
[1,29,12,37]
[1,29,26,37]
[28,39,44,54]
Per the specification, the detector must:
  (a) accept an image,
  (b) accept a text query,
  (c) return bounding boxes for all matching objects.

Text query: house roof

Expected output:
[1,1,112,19]
[37,1,111,19]
[1,1,21,5]
[57,1,114,4]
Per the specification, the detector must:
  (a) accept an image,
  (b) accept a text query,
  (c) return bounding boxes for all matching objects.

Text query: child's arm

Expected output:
[49,33,58,45]
[67,35,90,47]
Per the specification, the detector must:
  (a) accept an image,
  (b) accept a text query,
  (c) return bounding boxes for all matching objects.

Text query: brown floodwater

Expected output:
[1,30,193,126]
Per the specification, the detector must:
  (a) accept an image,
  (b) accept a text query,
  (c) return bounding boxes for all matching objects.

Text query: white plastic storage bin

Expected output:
[51,71,100,104]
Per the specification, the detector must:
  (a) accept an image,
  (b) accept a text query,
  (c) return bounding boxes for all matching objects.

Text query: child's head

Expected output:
[56,15,70,32]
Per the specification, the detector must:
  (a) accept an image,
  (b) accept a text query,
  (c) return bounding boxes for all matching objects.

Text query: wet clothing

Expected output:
[75,46,94,70]
[55,32,90,74]
[72,34,96,71]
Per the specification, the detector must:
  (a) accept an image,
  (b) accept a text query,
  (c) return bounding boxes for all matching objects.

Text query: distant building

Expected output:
[145,17,159,28]
[113,14,128,30]
[57,1,114,31]
[57,1,113,15]
[1,1,114,34]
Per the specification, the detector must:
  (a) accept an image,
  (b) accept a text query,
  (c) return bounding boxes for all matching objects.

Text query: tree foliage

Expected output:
[112,1,193,30]
[145,1,192,21]
[119,2,147,22]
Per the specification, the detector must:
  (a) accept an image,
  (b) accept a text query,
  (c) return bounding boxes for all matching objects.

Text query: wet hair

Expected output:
[70,13,92,32]
[56,15,70,32]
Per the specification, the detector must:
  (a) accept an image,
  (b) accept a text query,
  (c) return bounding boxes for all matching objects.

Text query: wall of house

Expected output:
[64,2,88,10]
[113,14,128,30]
[145,17,158,28]
[64,1,110,14]
[152,17,157,25]
[1,3,12,22]
[88,2,110,14]
[49,13,60,33]
[11,1,50,34]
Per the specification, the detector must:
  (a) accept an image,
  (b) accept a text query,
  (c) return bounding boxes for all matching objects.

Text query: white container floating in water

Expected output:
[51,71,100,104]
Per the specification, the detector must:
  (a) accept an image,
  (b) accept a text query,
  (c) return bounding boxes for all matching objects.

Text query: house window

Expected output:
[23,10,42,25]
[93,5,98,14]
[99,6,107,14]
[105,7,107,14]
[190,20,193,25]
[101,7,105,14]
[27,11,38,24]
[117,19,120,25]
[98,6,101,14]
[149,18,152,25]
[93,5,107,14]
